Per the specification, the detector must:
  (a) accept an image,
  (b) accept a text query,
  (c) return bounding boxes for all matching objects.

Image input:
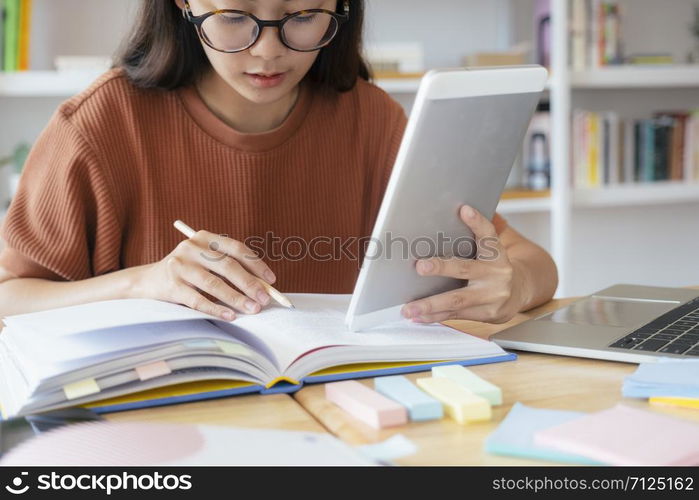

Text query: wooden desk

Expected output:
[104,393,326,434]
[293,297,699,465]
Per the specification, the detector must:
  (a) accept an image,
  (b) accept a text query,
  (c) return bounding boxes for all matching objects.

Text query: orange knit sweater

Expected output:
[0,69,506,293]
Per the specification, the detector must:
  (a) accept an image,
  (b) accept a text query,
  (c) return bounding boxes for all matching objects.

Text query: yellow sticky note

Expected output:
[650,396,699,409]
[63,378,100,400]
[432,364,502,405]
[416,377,491,424]
[215,341,251,356]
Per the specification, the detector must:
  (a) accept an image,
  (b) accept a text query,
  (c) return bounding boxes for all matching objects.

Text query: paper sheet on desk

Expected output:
[0,421,374,466]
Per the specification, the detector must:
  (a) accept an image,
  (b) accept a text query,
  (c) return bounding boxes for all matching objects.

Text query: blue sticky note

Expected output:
[622,359,699,398]
[374,376,443,422]
[485,403,602,465]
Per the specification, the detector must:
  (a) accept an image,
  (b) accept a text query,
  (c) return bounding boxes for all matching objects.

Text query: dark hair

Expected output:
[115,0,371,93]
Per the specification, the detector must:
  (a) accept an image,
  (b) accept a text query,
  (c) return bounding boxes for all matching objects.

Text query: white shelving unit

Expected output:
[573,182,699,208]
[0,70,103,97]
[497,197,552,214]
[571,65,699,89]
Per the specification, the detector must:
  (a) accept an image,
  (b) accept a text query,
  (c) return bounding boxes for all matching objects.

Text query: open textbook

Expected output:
[0,294,514,418]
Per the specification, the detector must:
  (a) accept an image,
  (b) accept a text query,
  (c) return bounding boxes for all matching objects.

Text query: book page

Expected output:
[229,294,502,371]
[3,299,217,337]
[7,320,248,386]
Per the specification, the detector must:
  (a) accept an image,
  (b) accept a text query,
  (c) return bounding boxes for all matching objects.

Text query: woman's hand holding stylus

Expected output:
[132,229,277,321]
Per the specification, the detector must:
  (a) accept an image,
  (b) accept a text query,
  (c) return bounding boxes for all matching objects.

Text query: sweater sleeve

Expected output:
[0,109,121,281]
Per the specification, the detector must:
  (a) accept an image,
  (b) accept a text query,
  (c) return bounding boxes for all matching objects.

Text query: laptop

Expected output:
[491,284,699,363]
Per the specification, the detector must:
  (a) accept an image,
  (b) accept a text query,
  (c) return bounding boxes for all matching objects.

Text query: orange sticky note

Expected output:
[325,381,407,429]
[135,361,172,381]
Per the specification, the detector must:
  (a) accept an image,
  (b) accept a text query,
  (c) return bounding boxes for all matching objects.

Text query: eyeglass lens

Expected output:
[201,11,339,52]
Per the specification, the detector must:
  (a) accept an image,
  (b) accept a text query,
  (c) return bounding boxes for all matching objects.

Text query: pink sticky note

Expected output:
[135,361,171,381]
[325,381,407,429]
[534,404,699,466]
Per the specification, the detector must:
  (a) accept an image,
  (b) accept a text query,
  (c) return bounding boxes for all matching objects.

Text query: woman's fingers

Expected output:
[415,256,487,280]
[191,230,276,284]
[170,275,236,321]
[459,205,498,241]
[402,288,479,320]
[180,232,273,306]
[171,257,260,314]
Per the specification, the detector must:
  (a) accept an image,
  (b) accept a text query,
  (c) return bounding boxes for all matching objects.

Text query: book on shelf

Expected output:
[572,109,699,188]
[0,295,514,418]
[571,0,625,70]
[1,0,30,72]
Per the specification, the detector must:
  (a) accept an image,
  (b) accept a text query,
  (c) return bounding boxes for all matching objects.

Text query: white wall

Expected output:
[364,0,513,69]
[29,0,139,70]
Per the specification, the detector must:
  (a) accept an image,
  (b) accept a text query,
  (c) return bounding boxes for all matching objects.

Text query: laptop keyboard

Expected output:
[609,296,699,356]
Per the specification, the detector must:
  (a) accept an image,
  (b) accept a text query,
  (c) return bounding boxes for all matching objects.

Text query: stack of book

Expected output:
[571,0,623,70]
[572,109,699,187]
[1,0,32,72]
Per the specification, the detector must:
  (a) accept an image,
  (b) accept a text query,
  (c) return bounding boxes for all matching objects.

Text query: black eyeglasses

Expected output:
[182,0,349,53]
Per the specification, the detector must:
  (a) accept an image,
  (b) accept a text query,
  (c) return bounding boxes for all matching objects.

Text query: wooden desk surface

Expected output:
[293,296,699,465]
[104,393,326,434]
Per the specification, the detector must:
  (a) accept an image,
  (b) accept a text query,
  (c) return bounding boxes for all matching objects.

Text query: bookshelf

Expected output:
[549,0,699,296]
[571,65,699,89]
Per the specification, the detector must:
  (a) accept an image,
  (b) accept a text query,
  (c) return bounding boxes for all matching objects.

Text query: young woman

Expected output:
[0,0,557,325]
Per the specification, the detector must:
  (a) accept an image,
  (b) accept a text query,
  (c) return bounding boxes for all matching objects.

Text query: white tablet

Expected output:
[345,66,548,331]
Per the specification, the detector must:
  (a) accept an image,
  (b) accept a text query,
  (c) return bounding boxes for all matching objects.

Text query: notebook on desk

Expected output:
[0,294,514,418]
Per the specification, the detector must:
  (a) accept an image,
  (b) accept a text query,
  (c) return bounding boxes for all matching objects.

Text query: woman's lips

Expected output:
[245,72,286,88]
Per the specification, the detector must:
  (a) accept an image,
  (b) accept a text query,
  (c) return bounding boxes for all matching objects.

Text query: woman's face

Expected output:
[180,0,337,104]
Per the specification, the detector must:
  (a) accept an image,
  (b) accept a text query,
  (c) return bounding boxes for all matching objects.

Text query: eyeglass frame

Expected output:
[182,0,350,53]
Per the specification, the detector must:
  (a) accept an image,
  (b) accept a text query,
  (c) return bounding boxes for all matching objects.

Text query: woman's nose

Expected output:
[248,26,287,60]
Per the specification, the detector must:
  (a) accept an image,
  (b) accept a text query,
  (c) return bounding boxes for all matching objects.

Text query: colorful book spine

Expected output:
[17,0,30,70]
[642,121,654,182]
[3,0,19,72]
[0,1,5,70]
[587,112,600,186]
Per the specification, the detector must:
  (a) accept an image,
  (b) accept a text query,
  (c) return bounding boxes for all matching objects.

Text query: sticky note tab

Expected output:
[183,339,218,349]
[374,375,443,421]
[325,380,408,429]
[215,340,251,356]
[135,361,171,381]
[650,396,699,409]
[416,377,491,424]
[63,378,100,400]
[432,364,502,405]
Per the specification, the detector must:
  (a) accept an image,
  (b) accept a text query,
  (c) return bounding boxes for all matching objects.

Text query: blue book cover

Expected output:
[642,120,655,182]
